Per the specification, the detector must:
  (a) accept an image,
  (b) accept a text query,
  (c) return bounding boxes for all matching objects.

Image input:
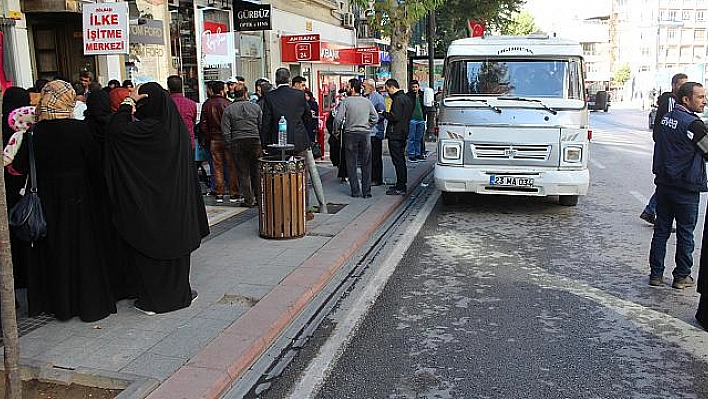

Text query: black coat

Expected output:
[260,85,312,152]
[13,119,117,322]
[384,90,414,141]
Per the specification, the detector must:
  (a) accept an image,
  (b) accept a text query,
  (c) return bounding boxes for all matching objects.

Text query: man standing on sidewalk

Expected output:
[167,75,197,149]
[406,80,427,162]
[641,73,688,224]
[649,81,708,289]
[335,78,379,198]
[383,79,413,195]
[200,81,239,203]
[364,79,386,186]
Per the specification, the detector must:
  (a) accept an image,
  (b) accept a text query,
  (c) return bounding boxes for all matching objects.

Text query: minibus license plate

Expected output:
[489,175,534,187]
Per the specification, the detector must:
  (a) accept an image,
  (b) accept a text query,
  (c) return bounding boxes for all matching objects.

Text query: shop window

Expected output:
[34,29,58,79]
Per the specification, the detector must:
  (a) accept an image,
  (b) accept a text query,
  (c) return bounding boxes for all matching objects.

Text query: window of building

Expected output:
[668,28,677,39]
[668,10,677,21]
[684,11,692,20]
[696,29,706,40]
[639,65,651,72]
[667,46,679,57]
[680,46,692,59]
[641,47,651,57]
[697,11,705,21]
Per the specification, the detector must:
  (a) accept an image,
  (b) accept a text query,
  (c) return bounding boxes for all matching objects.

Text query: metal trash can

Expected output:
[258,155,306,239]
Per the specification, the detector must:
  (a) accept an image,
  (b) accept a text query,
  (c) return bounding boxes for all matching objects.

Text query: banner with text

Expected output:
[83,2,129,55]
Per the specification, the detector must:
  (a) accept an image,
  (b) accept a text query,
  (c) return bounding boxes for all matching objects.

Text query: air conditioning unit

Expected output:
[342,12,355,28]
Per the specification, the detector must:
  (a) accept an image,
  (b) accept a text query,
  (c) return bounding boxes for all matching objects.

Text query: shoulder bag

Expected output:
[8,130,47,243]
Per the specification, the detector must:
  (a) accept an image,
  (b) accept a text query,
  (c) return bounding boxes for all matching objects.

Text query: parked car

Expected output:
[588,90,610,112]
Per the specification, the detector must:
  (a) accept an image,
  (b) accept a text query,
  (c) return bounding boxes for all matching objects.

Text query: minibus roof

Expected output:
[447,34,583,58]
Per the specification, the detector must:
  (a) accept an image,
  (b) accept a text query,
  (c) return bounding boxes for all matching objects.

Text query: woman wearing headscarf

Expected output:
[2,87,31,290]
[84,84,112,157]
[12,80,117,321]
[105,82,209,315]
[109,87,131,112]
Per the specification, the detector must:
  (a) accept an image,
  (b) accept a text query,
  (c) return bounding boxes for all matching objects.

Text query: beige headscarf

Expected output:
[35,80,76,122]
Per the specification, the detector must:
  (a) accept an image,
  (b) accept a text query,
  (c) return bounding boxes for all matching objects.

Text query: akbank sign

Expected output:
[233,0,272,31]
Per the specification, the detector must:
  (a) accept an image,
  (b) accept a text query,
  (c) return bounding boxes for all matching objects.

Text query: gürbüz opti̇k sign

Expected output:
[83,2,129,54]
[234,0,271,31]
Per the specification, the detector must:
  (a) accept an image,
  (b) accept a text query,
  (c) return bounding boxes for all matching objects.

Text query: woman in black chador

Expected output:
[105,82,209,315]
[13,80,117,321]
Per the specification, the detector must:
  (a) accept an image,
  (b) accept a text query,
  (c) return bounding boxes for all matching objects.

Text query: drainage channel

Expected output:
[222,173,436,399]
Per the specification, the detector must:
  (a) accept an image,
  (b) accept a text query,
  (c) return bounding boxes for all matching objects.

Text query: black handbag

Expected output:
[8,130,47,243]
[311,142,323,159]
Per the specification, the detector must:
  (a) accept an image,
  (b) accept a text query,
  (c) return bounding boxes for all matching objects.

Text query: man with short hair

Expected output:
[641,72,690,224]
[200,80,239,203]
[291,76,307,91]
[383,79,414,195]
[335,78,378,197]
[79,71,94,94]
[226,75,246,102]
[364,78,386,186]
[406,80,427,162]
[167,75,197,148]
[649,81,708,288]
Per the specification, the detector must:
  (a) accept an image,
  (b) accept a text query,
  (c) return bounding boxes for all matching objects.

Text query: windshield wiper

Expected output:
[498,96,558,115]
[444,98,502,113]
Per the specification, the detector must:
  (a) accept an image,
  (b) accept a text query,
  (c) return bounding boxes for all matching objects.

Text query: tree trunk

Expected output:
[0,171,22,399]
[389,7,412,90]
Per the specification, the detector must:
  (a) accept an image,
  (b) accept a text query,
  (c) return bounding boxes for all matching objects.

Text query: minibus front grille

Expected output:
[472,144,551,161]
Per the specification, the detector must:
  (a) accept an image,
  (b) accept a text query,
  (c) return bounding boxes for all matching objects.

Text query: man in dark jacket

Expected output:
[383,78,414,195]
[200,80,239,203]
[260,67,312,154]
[641,73,688,224]
[649,81,708,288]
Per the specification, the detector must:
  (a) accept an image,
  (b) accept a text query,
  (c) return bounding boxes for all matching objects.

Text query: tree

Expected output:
[0,171,22,398]
[433,0,526,55]
[500,10,539,36]
[613,64,632,85]
[355,0,445,89]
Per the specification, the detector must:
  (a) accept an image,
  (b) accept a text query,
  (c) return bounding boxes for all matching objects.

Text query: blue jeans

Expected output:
[649,185,700,278]
[407,119,425,157]
[643,192,657,215]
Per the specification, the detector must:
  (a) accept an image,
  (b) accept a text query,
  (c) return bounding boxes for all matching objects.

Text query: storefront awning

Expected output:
[281,34,380,66]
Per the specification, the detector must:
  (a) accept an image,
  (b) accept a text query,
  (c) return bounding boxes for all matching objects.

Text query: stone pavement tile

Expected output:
[32,336,109,368]
[120,352,187,382]
[198,302,248,321]
[79,336,161,372]
[228,283,273,301]
[145,365,232,399]
[234,266,291,287]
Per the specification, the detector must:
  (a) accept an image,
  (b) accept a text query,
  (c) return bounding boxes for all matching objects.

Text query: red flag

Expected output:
[468,20,485,38]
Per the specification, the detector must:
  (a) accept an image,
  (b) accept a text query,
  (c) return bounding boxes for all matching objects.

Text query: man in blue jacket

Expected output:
[649,82,708,288]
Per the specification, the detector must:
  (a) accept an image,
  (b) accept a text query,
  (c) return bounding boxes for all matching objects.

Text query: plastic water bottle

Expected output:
[278,116,287,146]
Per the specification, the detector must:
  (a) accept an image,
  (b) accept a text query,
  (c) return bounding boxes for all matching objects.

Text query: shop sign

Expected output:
[130,19,165,45]
[348,47,380,66]
[203,21,229,55]
[281,34,321,62]
[82,2,129,55]
[234,0,271,31]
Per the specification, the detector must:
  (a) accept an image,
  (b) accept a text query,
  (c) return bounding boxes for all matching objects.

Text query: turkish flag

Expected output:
[468,21,485,38]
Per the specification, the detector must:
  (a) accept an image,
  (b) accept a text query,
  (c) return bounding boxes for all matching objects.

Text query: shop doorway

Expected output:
[27,13,96,82]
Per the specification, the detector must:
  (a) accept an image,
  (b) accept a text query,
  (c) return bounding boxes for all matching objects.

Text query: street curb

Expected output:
[145,160,435,399]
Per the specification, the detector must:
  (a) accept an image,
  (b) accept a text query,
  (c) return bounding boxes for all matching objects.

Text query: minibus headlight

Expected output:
[440,141,463,164]
[563,146,582,163]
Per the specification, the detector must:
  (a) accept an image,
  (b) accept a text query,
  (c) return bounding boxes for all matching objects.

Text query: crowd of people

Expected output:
[2,74,208,321]
[1,68,434,322]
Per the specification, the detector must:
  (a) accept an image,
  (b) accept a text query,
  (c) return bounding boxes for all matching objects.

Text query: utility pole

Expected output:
[427,9,435,90]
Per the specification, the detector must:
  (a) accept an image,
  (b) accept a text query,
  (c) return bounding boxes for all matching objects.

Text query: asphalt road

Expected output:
[302,107,708,399]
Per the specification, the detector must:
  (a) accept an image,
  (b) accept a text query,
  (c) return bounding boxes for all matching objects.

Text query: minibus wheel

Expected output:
[559,195,579,206]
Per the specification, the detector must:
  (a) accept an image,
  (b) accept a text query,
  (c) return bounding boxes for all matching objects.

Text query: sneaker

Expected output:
[415,155,425,160]
[649,276,664,286]
[672,275,695,289]
[386,187,406,195]
[190,289,198,304]
[408,157,419,163]
[215,195,224,203]
[363,194,372,198]
[640,211,656,225]
[229,196,243,204]
[371,181,383,186]
[134,301,156,316]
